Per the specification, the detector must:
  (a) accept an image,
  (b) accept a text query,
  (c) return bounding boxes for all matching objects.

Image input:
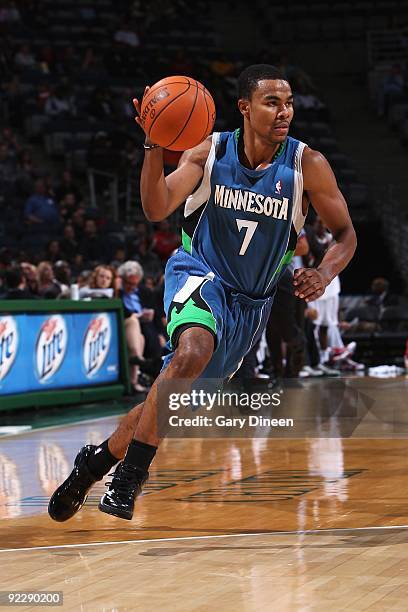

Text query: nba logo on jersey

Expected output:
[275,180,282,194]
[83,314,111,377]
[0,316,18,381]
[36,315,67,382]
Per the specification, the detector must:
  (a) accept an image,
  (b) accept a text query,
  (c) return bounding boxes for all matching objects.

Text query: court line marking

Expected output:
[0,414,122,439]
[1,524,408,554]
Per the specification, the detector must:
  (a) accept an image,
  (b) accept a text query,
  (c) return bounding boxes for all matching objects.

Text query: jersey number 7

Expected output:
[236,219,258,255]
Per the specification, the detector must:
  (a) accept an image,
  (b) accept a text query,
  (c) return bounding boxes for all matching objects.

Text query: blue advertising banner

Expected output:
[0,311,120,396]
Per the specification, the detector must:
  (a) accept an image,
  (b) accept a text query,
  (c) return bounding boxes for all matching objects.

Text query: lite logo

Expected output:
[0,317,18,381]
[83,314,111,377]
[36,316,67,382]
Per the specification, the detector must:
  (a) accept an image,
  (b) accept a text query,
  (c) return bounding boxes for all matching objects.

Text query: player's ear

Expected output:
[238,98,250,119]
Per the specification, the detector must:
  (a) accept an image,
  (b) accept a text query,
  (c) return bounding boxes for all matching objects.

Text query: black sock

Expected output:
[87,439,119,479]
[123,439,157,473]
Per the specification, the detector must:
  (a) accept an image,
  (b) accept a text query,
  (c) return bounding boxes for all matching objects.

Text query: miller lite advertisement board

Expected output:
[0,311,119,395]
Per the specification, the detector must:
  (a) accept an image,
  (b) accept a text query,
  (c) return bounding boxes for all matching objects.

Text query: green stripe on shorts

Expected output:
[167,296,216,348]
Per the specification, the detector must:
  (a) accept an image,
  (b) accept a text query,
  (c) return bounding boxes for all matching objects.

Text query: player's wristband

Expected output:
[143,142,161,150]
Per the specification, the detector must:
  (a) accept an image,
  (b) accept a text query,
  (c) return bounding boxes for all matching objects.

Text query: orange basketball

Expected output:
[140,76,216,151]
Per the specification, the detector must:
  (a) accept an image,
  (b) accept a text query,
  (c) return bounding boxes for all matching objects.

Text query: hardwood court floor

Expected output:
[0,378,408,610]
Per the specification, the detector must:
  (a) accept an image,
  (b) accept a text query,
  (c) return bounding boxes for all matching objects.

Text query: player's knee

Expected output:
[172,329,214,378]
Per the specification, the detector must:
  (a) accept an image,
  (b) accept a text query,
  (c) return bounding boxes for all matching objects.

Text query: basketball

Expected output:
[140,76,216,151]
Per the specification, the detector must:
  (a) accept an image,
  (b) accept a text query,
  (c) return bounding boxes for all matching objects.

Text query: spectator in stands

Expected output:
[80,218,105,265]
[0,2,21,24]
[2,126,21,156]
[59,193,79,223]
[113,19,141,48]
[81,47,107,81]
[113,89,136,123]
[89,265,115,290]
[134,236,163,281]
[133,221,150,244]
[103,41,128,78]
[38,45,55,73]
[56,46,80,78]
[89,87,114,120]
[117,261,151,392]
[79,265,116,298]
[77,269,92,289]
[294,86,327,115]
[3,266,34,299]
[377,64,405,117]
[15,149,36,196]
[121,137,142,170]
[365,277,399,308]
[152,219,180,263]
[37,81,52,110]
[53,260,71,297]
[110,246,127,268]
[71,208,86,241]
[37,261,62,298]
[118,260,164,390]
[60,224,78,263]
[79,264,117,299]
[44,85,77,118]
[55,169,82,204]
[23,178,59,228]
[20,262,38,296]
[44,239,61,263]
[14,44,36,70]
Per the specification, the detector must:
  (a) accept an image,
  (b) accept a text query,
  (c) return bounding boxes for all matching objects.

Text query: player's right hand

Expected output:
[133,86,150,131]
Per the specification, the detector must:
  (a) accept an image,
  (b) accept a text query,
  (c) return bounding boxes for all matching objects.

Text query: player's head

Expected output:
[237,64,293,144]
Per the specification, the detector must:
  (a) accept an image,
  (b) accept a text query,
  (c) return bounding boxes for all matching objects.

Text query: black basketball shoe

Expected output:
[48,445,101,522]
[98,462,148,520]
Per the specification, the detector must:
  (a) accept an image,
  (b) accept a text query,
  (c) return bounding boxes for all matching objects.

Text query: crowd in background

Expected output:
[1,0,407,390]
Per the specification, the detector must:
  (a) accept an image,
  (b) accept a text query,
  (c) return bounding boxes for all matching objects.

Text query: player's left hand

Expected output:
[293,268,329,302]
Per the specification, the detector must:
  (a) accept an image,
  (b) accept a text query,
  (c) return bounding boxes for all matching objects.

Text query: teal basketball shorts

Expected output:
[161,248,273,379]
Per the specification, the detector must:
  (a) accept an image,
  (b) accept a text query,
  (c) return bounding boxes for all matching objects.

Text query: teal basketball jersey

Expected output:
[181,129,307,298]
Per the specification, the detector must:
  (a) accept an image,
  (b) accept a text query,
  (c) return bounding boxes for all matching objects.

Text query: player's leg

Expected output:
[98,325,214,520]
[326,294,344,348]
[101,292,271,522]
[49,251,221,522]
[125,314,146,391]
[48,402,145,522]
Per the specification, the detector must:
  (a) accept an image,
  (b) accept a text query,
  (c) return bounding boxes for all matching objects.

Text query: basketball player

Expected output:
[49,65,356,521]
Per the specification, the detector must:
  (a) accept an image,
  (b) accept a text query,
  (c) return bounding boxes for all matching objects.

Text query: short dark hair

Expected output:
[238,64,287,99]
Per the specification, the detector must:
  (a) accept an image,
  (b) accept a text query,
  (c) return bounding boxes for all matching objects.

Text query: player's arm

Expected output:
[140,137,211,221]
[294,230,309,257]
[294,148,357,302]
[133,92,210,221]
